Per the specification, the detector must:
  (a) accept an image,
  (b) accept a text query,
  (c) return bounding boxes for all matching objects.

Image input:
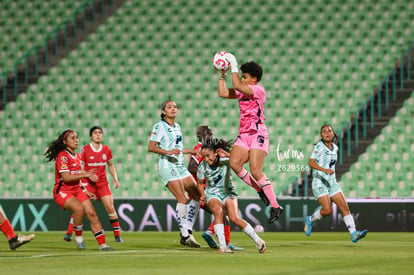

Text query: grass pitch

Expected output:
[0,232,413,275]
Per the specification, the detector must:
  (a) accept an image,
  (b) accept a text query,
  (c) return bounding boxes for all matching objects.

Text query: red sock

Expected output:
[224,225,231,245]
[110,219,121,237]
[66,214,74,234]
[258,176,280,208]
[73,224,83,237]
[208,222,215,234]
[94,229,106,246]
[0,219,16,240]
[237,168,261,192]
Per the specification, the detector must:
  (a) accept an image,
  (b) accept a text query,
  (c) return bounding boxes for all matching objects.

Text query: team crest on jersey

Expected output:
[61,156,68,163]
[171,169,177,176]
[102,154,107,160]
[60,192,67,198]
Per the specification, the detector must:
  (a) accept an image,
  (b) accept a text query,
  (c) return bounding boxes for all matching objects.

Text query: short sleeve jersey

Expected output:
[189,142,203,169]
[150,120,184,169]
[310,141,338,185]
[80,143,112,184]
[197,157,236,197]
[235,84,267,133]
[55,150,82,191]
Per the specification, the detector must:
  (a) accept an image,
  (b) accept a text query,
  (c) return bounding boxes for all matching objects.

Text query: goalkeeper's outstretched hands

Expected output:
[225,52,238,73]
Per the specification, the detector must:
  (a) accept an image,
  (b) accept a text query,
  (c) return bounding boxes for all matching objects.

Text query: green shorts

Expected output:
[206,189,238,205]
[312,178,343,199]
[158,165,192,186]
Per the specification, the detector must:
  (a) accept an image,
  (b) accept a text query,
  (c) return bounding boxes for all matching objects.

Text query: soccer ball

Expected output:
[254,224,264,233]
[212,51,230,72]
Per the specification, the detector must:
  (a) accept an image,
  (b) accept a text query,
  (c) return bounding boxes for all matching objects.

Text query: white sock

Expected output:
[187,200,200,232]
[310,208,322,223]
[242,223,260,243]
[75,236,83,243]
[343,214,356,234]
[176,203,189,237]
[214,224,226,249]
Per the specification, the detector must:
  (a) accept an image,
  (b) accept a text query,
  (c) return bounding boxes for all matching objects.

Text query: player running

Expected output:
[64,126,123,243]
[45,129,113,250]
[304,124,368,243]
[188,125,243,251]
[218,53,283,223]
[197,137,266,253]
[148,99,201,248]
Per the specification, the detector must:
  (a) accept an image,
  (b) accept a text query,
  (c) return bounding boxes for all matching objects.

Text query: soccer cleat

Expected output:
[180,234,201,248]
[187,234,201,248]
[227,243,244,251]
[258,189,270,206]
[202,231,218,249]
[304,216,313,237]
[9,234,35,250]
[219,246,234,254]
[63,233,72,242]
[255,239,267,253]
[115,236,124,243]
[99,244,115,251]
[351,230,368,243]
[75,240,86,250]
[268,206,284,223]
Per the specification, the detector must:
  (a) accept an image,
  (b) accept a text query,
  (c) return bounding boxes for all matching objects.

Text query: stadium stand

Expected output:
[0,0,413,197]
[0,0,82,74]
[340,92,414,198]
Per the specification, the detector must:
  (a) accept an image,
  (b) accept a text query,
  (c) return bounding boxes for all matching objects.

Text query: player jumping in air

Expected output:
[218,53,283,223]
[305,124,368,242]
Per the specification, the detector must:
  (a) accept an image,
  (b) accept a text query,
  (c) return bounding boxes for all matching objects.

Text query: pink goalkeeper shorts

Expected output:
[233,129,269,154]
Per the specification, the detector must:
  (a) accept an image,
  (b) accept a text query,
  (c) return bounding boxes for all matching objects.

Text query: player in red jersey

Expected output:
[45,129,113,250]
[0,208,35,250]
[63,126,123,243]
[188,125,243,251]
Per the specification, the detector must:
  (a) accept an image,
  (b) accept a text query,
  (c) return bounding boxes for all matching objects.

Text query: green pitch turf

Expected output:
[0,232,413,275]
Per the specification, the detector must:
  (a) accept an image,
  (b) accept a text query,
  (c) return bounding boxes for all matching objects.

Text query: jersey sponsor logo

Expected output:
[60,192,67,198]
[89,156,95,159]
[60,164,68,170]
[88,162,107,167]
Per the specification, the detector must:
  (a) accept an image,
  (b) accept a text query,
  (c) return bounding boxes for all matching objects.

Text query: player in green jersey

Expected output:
[305,125,368,243]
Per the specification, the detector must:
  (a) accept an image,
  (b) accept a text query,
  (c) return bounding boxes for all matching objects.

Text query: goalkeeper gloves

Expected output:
[225,52,238,74]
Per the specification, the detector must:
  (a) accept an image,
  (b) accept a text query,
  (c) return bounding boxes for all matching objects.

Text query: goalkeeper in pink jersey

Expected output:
[217,53,283,223]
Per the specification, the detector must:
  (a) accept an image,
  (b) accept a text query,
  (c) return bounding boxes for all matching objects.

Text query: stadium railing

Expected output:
[337,40,414,164]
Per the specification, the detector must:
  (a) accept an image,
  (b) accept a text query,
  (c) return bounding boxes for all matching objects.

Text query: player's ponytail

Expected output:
[44,129,74,162]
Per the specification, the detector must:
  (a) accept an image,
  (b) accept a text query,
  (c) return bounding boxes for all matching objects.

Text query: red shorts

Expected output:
[233,129,269,154]
[53,185,89,210]
[81,179,112,200]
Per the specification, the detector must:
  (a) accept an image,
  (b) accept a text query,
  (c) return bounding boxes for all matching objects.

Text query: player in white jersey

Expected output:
[148,99,201,248]
[197,137,266,254]
[305,125,368,243]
